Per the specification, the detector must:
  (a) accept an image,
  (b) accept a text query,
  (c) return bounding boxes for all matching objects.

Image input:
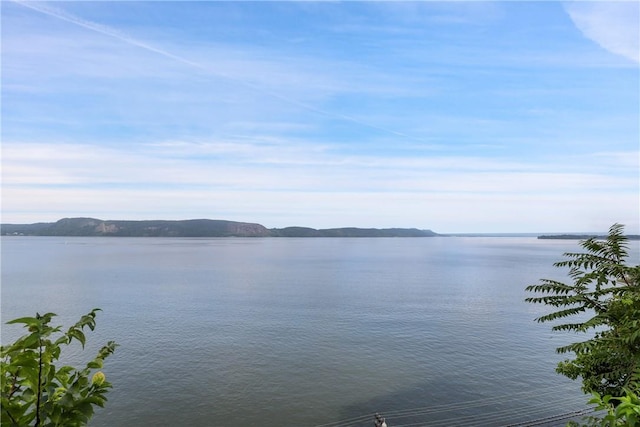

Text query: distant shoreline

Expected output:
[3,217,637,239]
[537,234,640,240]
[0,217,438,238]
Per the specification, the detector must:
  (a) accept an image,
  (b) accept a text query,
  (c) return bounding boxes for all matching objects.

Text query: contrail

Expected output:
[12,0,424,142]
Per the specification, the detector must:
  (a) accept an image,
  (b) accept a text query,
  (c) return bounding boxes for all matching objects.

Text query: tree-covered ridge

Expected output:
[269,226,437,237]
[1,218,439,238]
[0,218,271,237]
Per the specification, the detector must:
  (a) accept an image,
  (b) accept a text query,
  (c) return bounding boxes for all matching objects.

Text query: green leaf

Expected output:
[67,329,86,348]
[75,401,94,418]
[86,359,103,369]
[6,316,41,325]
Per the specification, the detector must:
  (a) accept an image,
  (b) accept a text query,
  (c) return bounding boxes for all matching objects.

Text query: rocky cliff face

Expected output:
[96,222,119,234]
[225,222,271,237]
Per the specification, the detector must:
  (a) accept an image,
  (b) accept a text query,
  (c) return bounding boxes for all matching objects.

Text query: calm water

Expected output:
[2,236,638,426]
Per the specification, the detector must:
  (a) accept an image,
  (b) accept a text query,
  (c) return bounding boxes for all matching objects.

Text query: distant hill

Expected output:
[270,226,437,238]
[1,218,271,237]
[1,218,439,238]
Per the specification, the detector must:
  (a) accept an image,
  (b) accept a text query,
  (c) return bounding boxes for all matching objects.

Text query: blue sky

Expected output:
[2,1,638,233]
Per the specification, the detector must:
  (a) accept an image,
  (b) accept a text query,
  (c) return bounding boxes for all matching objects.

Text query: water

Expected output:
[2,236,637,426]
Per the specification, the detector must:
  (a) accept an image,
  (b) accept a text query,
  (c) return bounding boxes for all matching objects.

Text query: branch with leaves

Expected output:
[526,224,640,397]
[1,309,118,427]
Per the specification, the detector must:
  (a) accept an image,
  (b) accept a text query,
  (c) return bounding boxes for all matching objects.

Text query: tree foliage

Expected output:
[525,224,640,397]
[568,388,640,427]
[1,309,118,426]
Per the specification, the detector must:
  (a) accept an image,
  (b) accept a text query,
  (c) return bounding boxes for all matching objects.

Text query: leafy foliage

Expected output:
[568,389,640,427]
[1,309,118,426]
[525,224,640,397]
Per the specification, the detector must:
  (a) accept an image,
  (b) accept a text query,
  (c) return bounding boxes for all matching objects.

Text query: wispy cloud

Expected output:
[2,1,638,232]
[4,184,637,233]
[7,0,431,143]
[564,1,640,64]
[3,140,637,199]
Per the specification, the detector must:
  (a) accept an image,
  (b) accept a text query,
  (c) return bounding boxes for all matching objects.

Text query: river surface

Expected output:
[3,236,637,426]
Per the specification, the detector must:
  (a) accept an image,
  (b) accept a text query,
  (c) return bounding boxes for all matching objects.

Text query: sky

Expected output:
[1,1,639,233]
